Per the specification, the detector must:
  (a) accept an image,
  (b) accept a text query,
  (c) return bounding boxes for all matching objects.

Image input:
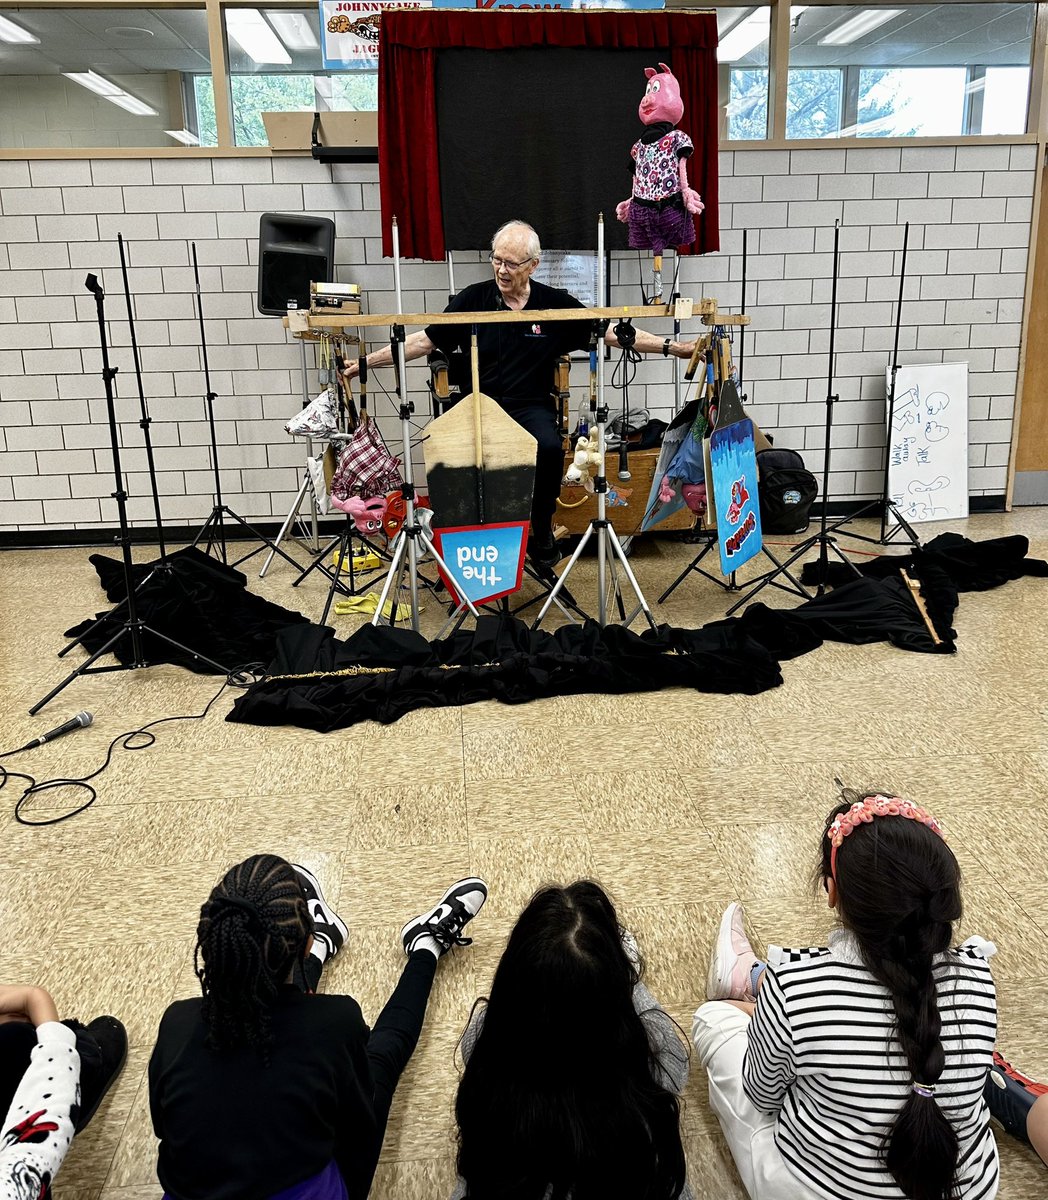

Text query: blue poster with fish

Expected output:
[709,418,762,576]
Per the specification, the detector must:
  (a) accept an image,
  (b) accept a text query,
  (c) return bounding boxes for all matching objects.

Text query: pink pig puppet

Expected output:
[616,63,704,303]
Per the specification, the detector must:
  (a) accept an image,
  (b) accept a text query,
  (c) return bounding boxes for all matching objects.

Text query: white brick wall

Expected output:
[0,146,1037,533]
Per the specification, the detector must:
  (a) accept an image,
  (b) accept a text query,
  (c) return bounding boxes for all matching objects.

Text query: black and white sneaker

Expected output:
[400,877,488,957]
[293,863,349,962]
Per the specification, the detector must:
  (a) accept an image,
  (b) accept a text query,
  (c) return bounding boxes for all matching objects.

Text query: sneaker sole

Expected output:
[707,901,741,1001]
[293,863,349,946]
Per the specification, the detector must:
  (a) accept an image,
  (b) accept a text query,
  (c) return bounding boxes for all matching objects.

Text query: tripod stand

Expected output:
[189,241,302,573]
[31,275,230,715]
[532,309,657,633]
[370,320,479,631]
[724,222,863,616]
[825,221,921,550]
[59,233,178,660]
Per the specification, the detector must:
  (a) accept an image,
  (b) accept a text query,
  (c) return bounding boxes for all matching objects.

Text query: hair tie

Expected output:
[912,1081,936,1098]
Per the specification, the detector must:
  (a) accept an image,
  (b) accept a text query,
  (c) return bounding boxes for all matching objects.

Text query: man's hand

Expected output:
[0,984,60,1027]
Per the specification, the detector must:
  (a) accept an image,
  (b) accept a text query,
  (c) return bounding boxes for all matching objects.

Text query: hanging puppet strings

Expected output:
[616,63,704,304]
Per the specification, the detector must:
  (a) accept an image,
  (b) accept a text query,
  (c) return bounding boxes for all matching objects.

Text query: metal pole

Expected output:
[596,213,607,626]
[118,234,166,559]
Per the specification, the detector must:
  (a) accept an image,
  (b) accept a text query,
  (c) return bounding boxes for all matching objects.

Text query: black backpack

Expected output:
[756,448,818,534]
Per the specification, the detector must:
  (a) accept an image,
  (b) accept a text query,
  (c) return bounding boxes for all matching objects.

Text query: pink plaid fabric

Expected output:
[330,420,403,501]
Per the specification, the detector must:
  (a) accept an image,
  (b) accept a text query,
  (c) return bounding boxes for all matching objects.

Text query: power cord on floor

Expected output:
[1,665,267,828]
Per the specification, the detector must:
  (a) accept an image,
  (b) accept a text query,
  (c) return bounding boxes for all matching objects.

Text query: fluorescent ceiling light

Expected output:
[266,10,317,51]
[819,8,903,46]
[226,9,291,65]
[107,92,158,116]
[0,14,39,43]
[718,10,770,61]
[62,70,123,97]
[166,128,201,145]
[718,6,808,63]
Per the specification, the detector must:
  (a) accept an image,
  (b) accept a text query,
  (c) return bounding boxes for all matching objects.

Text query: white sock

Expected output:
[409,933,442,960]
[309,940,328,965]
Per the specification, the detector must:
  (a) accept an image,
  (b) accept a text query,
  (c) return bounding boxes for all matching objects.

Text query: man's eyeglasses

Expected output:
[489,252,535,271]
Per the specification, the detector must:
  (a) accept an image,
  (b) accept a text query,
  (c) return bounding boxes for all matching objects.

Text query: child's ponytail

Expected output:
[820,795,963,1200]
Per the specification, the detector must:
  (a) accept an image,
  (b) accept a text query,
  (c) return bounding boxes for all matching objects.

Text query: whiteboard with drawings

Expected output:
[886,362,969,525]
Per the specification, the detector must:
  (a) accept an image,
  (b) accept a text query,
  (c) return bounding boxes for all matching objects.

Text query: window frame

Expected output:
[0,0,1043,157]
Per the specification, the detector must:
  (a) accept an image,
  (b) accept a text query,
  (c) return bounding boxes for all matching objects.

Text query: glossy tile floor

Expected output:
[1,509,1046,1199]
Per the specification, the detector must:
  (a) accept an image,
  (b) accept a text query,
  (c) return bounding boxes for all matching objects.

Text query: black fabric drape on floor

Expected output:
[63,536,1045,731]
[227,535,1045,733]
[65,546,309,674]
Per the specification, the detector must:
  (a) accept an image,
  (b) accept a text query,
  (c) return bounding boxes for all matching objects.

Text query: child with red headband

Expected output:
[692,791,999,1200]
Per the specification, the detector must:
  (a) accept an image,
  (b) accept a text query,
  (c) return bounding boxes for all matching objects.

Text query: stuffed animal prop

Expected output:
[332,492,387,536]
[564,434,601,487]
[616,63,704,303]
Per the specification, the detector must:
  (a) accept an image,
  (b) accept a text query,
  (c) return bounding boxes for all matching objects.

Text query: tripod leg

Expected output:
[658,542,714,603]
[260,474,311,578]
[223,508,302,573]
[30,625,139,715]
[319,526,352,627]
[371,532,408,627]
[191,509,219,552]
[724,540,813,617]
[292,533,345,588]
[531,524,594,629]
[56,558,164,657]
[606,525,657,631]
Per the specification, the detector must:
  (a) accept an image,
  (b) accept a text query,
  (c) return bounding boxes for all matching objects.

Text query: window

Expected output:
[0,7,210,149]
[719,6,772,140]
[786,3,1037,139]
[217,6,376,147]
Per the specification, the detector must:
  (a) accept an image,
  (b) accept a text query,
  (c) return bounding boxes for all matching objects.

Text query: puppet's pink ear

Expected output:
[644,67,657,80]
[658,62,672,74]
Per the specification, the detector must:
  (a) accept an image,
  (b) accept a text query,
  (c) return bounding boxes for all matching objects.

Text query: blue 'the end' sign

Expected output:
[432,522,529,607]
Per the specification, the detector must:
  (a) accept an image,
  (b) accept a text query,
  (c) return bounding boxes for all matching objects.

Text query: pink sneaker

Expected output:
[707,901,758,1001]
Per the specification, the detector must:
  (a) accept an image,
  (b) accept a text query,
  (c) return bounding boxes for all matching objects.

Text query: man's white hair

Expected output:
[491,221,541,261]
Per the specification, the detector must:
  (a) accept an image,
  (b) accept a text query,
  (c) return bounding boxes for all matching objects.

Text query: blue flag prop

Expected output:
[709,418,762,575]
[432,522,528,607]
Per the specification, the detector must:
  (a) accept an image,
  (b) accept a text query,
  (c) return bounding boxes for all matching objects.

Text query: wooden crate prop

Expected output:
[556,447,695,537]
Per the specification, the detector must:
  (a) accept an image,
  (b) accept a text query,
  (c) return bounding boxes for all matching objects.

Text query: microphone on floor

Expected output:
[18,712,93,751]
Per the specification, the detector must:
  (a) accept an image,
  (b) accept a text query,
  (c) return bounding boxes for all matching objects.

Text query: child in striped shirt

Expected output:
[692,792,999,1200]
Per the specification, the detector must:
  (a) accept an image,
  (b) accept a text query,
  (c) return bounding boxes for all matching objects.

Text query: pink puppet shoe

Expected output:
[707,901,759,1002]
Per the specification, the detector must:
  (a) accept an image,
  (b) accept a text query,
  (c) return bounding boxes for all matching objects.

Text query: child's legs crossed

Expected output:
[693,1001,812,1200]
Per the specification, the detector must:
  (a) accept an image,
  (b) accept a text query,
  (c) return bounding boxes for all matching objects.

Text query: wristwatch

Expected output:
[662,337,672,357]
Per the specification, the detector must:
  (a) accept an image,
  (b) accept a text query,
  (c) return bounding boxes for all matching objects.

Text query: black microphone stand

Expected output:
[825,221,922,549]
[724,221,863,615]
[30,274,230,715]
[188,242,302,571]
[57,233,176,660]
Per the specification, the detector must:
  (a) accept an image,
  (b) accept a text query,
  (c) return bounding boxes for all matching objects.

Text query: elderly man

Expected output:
[344,220,696,565]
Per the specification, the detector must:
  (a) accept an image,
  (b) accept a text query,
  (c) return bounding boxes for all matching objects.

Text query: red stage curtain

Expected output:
[378,10,719,261]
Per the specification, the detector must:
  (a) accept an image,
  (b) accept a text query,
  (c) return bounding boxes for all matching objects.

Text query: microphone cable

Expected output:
[611,319,641,481]
[1,665,266,828]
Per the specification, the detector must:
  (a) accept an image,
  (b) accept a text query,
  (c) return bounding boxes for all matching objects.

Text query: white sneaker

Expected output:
[707,901,758,1002]
[400,878,488,957]
[293,864,349,962]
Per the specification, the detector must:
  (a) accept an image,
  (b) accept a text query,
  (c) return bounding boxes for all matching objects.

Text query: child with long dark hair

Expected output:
[149,854,487,1200]
[453,880,691,1200]
[693,792,998,1200]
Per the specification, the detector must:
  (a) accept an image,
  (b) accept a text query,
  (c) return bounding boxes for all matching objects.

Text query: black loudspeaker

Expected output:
[257,212,336,315]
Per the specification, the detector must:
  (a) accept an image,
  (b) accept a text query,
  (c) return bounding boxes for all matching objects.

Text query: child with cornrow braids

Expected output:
[149,854,487,1200]
[692,792,999,1200]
